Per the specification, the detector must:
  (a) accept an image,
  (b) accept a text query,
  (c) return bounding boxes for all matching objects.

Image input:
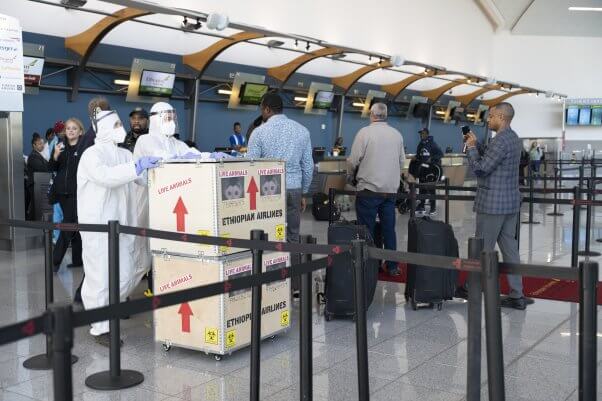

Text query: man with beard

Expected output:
[119,107,149,152]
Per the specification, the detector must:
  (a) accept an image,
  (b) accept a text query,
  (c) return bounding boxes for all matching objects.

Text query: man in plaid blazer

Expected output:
[464,102,528,310]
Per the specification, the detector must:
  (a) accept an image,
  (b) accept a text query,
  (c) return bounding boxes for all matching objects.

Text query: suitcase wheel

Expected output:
[411,300,418,311]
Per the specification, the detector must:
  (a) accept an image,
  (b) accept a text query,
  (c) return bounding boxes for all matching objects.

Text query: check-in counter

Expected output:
[315,154,468,194]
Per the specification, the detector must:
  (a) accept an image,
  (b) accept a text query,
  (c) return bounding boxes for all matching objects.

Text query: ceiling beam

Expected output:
[481,89,530,107]
[267,47,344,86]
[332,61,393,95]
[454,84,502,106]
[421,79,470,103]
[380,69,452,98]
[183,31,265,78]
[64,7,151,101]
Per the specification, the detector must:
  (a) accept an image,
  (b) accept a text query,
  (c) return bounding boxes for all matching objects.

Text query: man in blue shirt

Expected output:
[247,93,313,250]
[229,122,245,151]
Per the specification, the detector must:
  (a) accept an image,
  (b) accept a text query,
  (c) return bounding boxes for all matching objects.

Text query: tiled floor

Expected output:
[0,190,600,400]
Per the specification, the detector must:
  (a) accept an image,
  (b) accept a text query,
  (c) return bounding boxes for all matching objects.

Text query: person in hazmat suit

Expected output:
[77,109,161,346]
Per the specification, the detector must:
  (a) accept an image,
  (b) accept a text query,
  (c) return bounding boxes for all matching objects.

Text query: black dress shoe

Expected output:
[67,263,83,268]
[500,297,527,310]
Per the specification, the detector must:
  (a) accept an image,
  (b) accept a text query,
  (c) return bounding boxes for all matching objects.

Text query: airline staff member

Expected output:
[229,122,245,151]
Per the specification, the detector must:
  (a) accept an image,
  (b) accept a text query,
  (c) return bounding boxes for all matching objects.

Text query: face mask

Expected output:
[95,111,127,145]
[110,126,127,144]
[163,120,176,137]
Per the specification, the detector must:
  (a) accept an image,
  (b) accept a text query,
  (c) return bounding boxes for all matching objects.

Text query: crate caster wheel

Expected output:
[214,354,222,361]
[162,343,171,352]
[269,335,276,340]
[411,300,418,311]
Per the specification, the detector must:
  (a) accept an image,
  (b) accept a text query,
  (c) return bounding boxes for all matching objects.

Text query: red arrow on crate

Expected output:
[173,196,188,232]
[247,177,258,210]
[178,302,193,333]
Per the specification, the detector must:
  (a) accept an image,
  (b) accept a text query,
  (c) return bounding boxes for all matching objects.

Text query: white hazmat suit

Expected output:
[132,102,203,281]
[77,110,149,336]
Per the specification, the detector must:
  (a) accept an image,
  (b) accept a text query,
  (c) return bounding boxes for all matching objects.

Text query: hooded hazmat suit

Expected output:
[77,110,148,336]
[131,102,203,280]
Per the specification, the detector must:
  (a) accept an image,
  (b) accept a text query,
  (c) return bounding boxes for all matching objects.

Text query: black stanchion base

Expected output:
[85,370,144,390]
[547,212,564,216]
[22,354,78,370]
[521,221,541,225]
[578,250,602,257]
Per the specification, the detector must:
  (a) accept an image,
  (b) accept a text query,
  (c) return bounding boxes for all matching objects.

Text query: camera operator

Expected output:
[463,102,529,310]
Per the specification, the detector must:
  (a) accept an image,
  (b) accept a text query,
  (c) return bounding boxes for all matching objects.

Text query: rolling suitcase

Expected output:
[406,217,458,310]
[322,220,379,320]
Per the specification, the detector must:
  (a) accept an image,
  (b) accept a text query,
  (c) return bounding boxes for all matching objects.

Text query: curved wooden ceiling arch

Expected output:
[481,89,530,107]
[183,32,265,78]
[454,84,501,106]
[267,47,344,86]
[421,78,471,103]
[380,69,453,99]
[331,60,393,95]
[64,7,151,101]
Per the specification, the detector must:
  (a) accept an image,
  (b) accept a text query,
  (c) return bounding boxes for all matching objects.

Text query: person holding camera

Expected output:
[415,128,442,216]
[463,102,529,310]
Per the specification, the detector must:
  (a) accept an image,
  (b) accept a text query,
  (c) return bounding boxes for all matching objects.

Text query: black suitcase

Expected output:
[406,217,458,310]
[323,221,379,320]
[312,192,340,221]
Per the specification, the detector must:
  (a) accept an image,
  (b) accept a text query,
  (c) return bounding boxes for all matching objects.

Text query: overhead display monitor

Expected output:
[313,90,334,109]
[578,107,591,125]
[23,56,44,87]
[591,106,602,126]
[138,69,175,97]
[566,106,579,126]
[239,82,268,105]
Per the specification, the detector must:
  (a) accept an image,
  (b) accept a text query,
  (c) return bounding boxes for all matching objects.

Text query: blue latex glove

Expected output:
[178,152,200,160]
[135,156,161,175]
[210,152,232,160]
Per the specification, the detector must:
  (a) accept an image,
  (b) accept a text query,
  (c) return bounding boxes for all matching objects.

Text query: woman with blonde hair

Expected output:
[50,117,85,275]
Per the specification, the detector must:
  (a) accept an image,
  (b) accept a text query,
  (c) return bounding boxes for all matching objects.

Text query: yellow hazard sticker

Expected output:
[219,233,231,253]
[204,327,219,345]
[225,329,236,348]
[280,310,290,327]
[196,229,210,236]
[275,224,285,241]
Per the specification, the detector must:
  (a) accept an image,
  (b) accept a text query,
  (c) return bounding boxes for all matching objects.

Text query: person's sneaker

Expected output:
[93,333,124,348]
[500,296,527,310]
[67,263,83,268]
[429,209,438,216]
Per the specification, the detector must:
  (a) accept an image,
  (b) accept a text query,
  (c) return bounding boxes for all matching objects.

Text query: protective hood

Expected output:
[94,110,127,145]
[149,102,179,137]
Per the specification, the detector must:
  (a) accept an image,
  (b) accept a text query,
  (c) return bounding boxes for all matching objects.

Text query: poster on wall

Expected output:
[0,14,24,93]
[23,56,44,87]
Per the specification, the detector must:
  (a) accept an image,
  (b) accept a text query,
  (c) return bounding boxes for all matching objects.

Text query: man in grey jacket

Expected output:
[347,103,405,275]
[464,102,529,310]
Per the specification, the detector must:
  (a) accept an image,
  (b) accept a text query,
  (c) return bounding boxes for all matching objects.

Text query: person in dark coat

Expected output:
[26,134,50,218]
[50,118,85,272]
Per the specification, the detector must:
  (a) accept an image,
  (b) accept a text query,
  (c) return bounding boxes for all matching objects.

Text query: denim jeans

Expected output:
[355,192,397,272]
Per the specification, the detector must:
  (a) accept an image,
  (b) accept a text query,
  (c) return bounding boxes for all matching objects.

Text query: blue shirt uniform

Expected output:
[246,114,313,192]
[229,133,245,147]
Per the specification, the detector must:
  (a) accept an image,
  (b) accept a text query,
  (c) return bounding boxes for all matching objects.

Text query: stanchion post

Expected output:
[250,229,265,401]
[466,237,484,401]
[300,235,315,401]
[578,261,598,401]
[482,250,505,401]
[409,183,416,218]
[51,303,74,401]
[444,177,450,225]
[24,213,78,370]
[548,167,564,216]
[571,186,582,268]
[328,188,336,225]
[351,240,370,401]
[578,176,601,256]
[522,169,539,224]
[85,220,144,390]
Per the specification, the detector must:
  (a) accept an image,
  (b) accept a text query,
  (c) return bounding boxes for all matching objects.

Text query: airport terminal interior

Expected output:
[1,1,602,400]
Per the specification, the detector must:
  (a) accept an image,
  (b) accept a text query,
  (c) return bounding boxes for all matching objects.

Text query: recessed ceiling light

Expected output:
[568,6,602,11]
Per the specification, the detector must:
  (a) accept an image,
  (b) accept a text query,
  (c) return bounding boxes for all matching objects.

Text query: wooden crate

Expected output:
[153,252,291,357]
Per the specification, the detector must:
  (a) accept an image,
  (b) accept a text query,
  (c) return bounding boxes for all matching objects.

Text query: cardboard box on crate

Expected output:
[154,252,291,358]
[148,159,286,257]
